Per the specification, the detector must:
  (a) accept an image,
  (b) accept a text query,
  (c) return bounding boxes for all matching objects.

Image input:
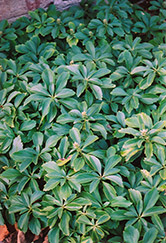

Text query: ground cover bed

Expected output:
[0,0,166,242]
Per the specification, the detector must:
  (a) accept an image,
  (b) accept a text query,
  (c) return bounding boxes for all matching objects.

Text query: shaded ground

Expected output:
[130,0,151,11]
[0,225,49,243]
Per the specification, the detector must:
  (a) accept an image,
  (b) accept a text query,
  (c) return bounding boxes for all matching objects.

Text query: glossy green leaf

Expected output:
[18,212,29,232]
[89,155,102,174]
[69,127,81,144]
[20,120,36,131]
[142,228,158,243]
[48,228,59,243]
[123,226,139,243]
[143,188,159,211]
[111,210,129,221]
[111,196,132,208]
[29,217,41,235]
[59,211,70,236]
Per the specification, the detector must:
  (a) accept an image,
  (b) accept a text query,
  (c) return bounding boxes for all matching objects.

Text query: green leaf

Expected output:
[73,157,85,171]
[89,155,102,174]
[111,196,132,208]
[103,181,116,200]
[69,127,81,144]
[18,177,29,192]
[140,94,158,104]
[59,136,69,158]
[81,237,93,243]
[2,168,21,179]
[92,68,111,78]
[30,191,44,204]
[42,161,61,174]
[131,66,147,74]
[32,132,43,147]
[23,94,46,105]
[65,202,82,211]
[125,117,140,128]
[96,214,110,225]
[159,99,166,115]
[160,169,166,180]
[138,112,152,128]
[56,88,75,98]
[18,212,29,232]
[29,218,41,235]
[48,228,59,243]
[72,197,91,206]
[143,206,166,217]
[123,226,139,243]
[0,212,4,225]
[56,114,73,124]
[104,155,121,175]
[9,135,23,156]
[20,120,36,131]
[82,135,98,149]
[110,71,124,81]
[60,98,78,109]
[77,83,86,97]
[91,123,107,139]
[45,135,59,148]
[59,211,70,235]
[41,98,52,121]
[77,215,93,225]
[117,111,126,127]
[142,228,158,243]
[111,210,129,221]
[9,203,27,214]
[124,50,133,69]
[105,175,123,187]
[42,68,55,87]
[90,84,103,100]
[73,53,87,62]
[86,41,95,58]
[143,188,159,211]
[151,215,165,235]
[56,72,70,93]
[129,189,142,205]
[20,159,32,172]
[139,72,156,90]
[12,149,36,161]
[119,128,140,136]
[145,142,153,159]
[89,179,100,193]
[44,178,60,191]
[111,87,128,96]
[151,136,166,145]
[7,91,21,103]
[30,84,50,96]
[60,184,72,200]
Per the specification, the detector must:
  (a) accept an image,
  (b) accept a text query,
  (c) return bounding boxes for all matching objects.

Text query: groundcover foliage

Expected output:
[0,0,166,242]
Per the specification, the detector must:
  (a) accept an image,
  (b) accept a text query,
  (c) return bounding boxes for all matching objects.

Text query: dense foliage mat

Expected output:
[0,0,166,242]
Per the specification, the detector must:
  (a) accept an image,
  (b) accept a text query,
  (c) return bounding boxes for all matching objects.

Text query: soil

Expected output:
[129,0,151,11]
[0,225,49,243]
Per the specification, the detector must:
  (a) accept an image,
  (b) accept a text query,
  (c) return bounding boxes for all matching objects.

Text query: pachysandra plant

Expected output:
[0,0,166,242]
[119,112,166,161]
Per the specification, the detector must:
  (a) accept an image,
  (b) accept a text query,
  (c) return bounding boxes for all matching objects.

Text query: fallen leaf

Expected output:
[1,231,17,243]
[43,235,49,243]
[17,230,26,243]
[0,225,9,241]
